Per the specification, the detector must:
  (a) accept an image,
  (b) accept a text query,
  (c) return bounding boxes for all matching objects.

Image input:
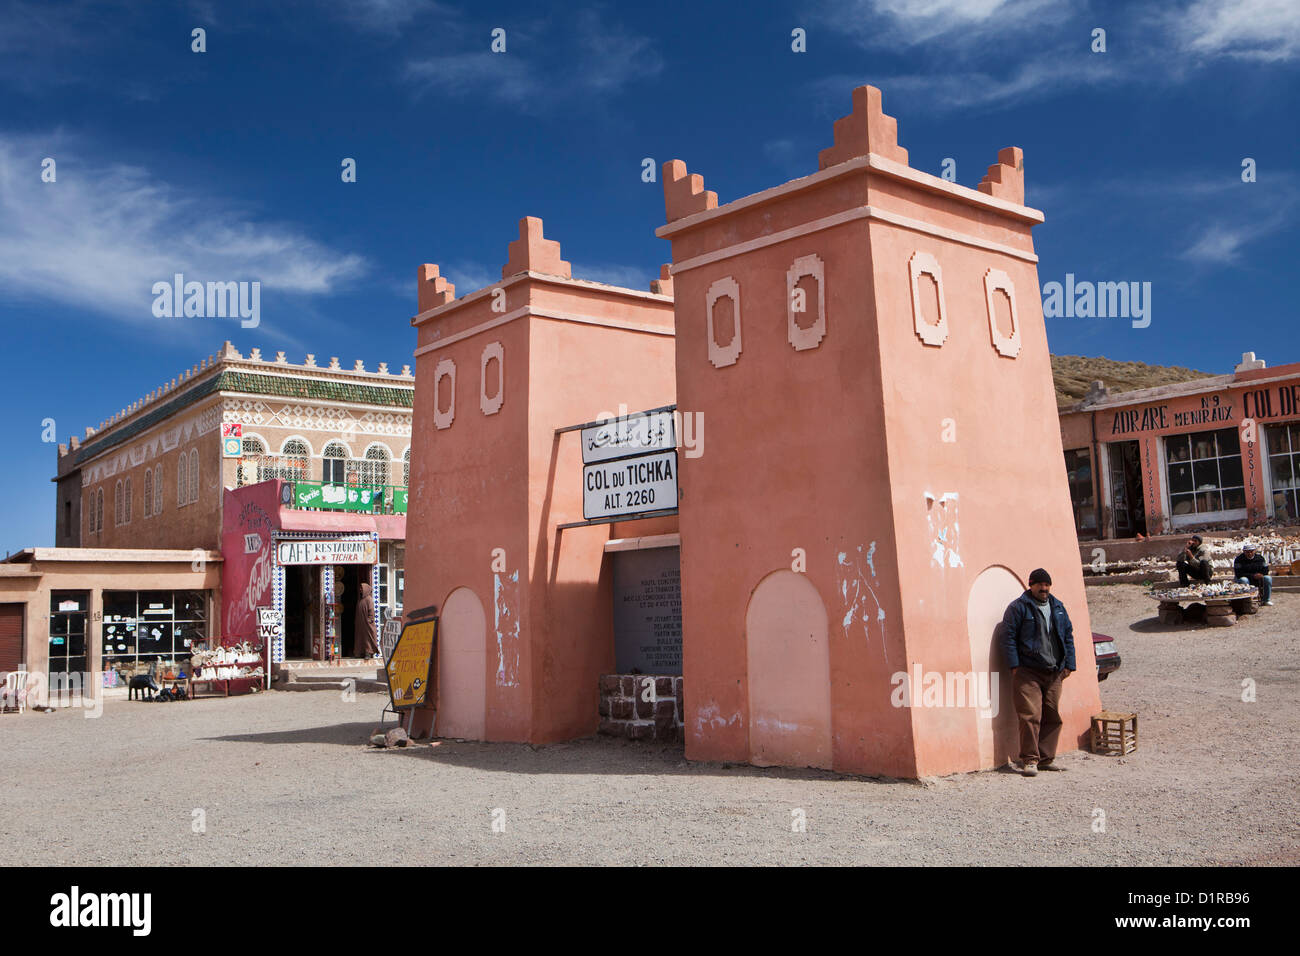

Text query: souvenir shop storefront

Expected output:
[221,479,403,662]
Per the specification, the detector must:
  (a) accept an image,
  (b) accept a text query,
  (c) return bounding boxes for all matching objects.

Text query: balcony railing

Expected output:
[287,481,408,515]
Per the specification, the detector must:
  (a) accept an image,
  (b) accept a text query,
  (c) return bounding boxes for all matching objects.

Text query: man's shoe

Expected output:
[1020,762,1038,776]
[1264,600,1275,606]
[1038,761,1066,772]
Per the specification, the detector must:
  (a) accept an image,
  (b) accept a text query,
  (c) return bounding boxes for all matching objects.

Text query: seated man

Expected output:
[1175,534,1213,586]
[1233,541,1273,606]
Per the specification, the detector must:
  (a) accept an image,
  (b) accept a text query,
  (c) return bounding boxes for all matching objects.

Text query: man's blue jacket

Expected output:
[1000,591,1077,673]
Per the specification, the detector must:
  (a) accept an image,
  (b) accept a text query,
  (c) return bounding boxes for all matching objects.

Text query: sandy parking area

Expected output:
[2,584,1296,866]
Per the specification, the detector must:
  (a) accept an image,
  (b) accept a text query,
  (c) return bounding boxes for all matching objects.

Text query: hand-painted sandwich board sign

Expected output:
[385,614,437,710]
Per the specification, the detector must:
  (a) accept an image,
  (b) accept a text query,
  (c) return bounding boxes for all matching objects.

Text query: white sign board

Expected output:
[275,538,377,565]
[257,607,285,664]
[581,410,675,465]
[380,620,402,663]
[583,450,678,520]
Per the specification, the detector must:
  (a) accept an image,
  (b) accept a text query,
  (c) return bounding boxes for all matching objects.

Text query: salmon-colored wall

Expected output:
[405,227,675,744]
[867,211,1100,777]
[527,314,676,742]
[659,84,1101,777]
[665,212,910,772]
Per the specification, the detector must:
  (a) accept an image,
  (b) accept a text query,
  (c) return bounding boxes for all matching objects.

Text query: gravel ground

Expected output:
[3,584,1297,866]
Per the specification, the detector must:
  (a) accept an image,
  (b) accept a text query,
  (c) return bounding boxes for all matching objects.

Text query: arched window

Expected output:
[322,442,348,485]
[114,480,123,527]
[402,448,410,488]
[154,465,163,514]
[239,437,267,487]
[124,477,132,523]
[144,468,153,518]
[360,445,391,486]
[178,451,189,505]
[96,488,104,532]
[280,439,310,481]
[188,448,199,503]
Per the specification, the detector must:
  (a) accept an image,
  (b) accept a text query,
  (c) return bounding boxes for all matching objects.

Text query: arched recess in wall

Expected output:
[966,565,1025,770]
[745,569,833,769]
[436,586,487,740]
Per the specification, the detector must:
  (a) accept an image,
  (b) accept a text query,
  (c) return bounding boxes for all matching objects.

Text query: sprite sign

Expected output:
[291,482,408,514]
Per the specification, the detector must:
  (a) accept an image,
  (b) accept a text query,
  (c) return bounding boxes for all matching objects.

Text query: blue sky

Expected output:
[1,0,1297,553]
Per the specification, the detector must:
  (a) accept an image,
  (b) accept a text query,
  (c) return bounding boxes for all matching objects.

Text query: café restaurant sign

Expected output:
[275,538,377,565]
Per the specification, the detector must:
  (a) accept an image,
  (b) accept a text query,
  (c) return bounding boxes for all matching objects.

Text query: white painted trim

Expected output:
[909,252,948,348]
[480,341,504,416]
[604,533,682,553]
[706,277,742,368]
[984,268,1021,358]
[786,254,827,352]
[433,358,456,430]
[411,269,672,327]
[412,305,673,358]
[669,204,1038,275]
[655,153,1044,240]
[220,392,414,418]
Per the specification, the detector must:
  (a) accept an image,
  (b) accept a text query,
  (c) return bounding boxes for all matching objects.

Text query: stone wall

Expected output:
[598,675,684,742]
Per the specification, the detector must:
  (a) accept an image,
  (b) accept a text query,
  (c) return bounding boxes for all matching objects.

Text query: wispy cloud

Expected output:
[326,0,456,35]
[810,0,1300,112]
[0,132,366,330]
[822,0,1070,48]
[1164,0,1300,62]
[403,8,662,109]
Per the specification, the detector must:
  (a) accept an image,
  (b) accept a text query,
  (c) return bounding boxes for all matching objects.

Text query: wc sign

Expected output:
[221,422,243,458]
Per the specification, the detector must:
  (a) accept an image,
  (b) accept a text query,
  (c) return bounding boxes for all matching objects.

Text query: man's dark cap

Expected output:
[1028,568,1052,586]
[1191,534,1203,544]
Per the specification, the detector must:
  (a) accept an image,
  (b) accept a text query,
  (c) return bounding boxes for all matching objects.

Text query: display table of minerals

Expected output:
[1149,583,1259,627]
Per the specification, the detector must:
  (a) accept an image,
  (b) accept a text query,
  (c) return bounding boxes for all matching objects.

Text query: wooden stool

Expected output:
[1090,711,1138,755]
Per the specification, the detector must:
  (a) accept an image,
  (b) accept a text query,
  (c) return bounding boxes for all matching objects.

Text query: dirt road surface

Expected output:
[3,585,1296,865]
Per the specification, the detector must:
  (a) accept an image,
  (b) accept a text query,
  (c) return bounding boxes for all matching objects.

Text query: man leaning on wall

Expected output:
[1000,569,1077,777]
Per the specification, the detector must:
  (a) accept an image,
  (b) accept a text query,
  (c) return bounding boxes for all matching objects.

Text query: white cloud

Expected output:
[1167,0,1300,61]
[0,132,366,326]
[817,0,1070,48]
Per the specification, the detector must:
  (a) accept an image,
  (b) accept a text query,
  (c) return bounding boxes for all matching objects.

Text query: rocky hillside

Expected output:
[1052,354,1214,408]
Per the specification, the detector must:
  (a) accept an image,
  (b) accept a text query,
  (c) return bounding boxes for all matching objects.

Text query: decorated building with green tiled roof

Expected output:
[54,340,414,576]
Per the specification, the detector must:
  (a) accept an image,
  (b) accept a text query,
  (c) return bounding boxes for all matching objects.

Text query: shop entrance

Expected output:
[283,566,320,659]
[333,564,375,658]
[1107,440,1147,538]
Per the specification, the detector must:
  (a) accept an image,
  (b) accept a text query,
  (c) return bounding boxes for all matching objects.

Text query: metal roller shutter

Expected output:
[0,604,24,674]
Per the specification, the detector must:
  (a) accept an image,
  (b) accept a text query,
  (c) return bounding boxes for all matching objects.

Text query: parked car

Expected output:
[1092,632,1121,680]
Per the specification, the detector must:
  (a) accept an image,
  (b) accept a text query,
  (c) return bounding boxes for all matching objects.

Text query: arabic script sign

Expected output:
[580,409,676,465]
